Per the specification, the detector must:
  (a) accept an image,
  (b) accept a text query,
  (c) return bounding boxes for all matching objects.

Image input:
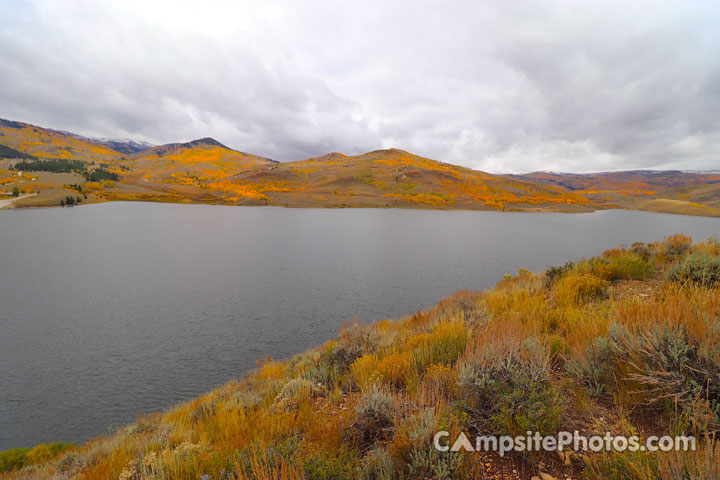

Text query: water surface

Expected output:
[1,203,718,449]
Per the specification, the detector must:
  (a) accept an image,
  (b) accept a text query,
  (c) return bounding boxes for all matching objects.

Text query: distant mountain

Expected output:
[89,138,153,155]
[512,170,720,191]
[512,170,720,216]
[46,129,153,154]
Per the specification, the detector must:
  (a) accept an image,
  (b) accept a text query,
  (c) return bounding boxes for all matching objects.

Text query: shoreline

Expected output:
[0,193,37,210]
[3,197,720,218]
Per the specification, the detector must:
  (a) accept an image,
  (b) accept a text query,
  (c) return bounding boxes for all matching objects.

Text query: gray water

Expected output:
[0,202,718,449]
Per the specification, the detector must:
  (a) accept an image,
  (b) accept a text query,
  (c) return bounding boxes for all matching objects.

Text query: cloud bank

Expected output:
[1,0,719,172]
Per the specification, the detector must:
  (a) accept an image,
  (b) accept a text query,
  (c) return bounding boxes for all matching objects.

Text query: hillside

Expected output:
[0,121,279,208]
[0,119,590,211]
[1,118,719,215]
[0,143,35,160]
[514,171,720,217]
[0,119,126,163]
[128,138,275,184]
[3,235,719,479]
[203,149,591,210]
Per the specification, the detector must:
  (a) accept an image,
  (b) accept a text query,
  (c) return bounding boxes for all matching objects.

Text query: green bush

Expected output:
[0,447,29,472]
[609,322,720,427]
[543,261,574,288]
[604,253,651,280]
[303,451,357,480]
[407,448,462,480]
[388,409,463,479]
[0,442,73,472]
[360,448,397,480]
[488,375,562,438]
[566,337,612,397]
[578,251,651,281]
[458,339,563,437]
[665,254,720,288]
[351,386,395,448]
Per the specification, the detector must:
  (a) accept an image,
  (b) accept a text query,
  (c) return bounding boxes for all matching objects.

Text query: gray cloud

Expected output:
[1,0,719,172]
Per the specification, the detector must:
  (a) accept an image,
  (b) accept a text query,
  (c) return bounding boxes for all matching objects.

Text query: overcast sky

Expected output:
[1,1,719,172]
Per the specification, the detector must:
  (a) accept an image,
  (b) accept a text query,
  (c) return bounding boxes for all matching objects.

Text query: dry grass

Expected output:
[3,234,720,479]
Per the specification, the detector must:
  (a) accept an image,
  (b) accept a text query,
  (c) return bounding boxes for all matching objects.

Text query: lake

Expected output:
[1,202,718,449]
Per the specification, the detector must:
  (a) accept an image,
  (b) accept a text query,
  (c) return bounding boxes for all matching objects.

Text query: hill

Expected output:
[127,137,275,184]
[0,120,137,208]
[203,149,591,209]
[3,235,719,479]
[514,171,720,216]
[1,118,718,215]
[0,119,126,163]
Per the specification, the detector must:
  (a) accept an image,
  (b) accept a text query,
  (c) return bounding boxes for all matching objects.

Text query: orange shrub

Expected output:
[376,352,412,387]
[350,354,380,389]
[554,274,609,306]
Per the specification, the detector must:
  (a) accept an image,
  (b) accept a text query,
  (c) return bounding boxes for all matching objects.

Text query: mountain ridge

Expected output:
[1,118,718,215]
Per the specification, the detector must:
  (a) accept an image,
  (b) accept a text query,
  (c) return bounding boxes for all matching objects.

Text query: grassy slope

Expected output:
[127,138,274,184]
[0,120,131,206]
[103,139,278,206]
[0,120,125,163]
[204,149,591,210]
[4,235,720,479]
[0,143,35,159]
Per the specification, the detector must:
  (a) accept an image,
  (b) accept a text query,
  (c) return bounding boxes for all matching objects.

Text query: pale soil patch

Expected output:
[0,193,37,209]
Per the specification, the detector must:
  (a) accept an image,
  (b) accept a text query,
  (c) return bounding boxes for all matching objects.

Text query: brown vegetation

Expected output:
[3,235,720,479]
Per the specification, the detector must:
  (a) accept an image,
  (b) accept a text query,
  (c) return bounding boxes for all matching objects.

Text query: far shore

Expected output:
[2,196,720,218]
